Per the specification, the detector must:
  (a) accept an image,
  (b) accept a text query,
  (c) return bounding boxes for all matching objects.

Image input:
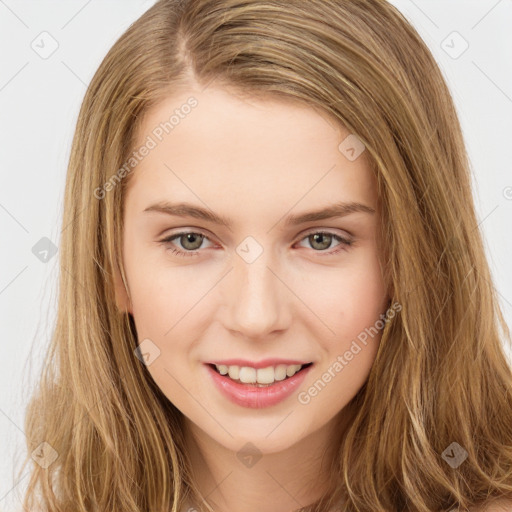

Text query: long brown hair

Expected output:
[19,1,512,510]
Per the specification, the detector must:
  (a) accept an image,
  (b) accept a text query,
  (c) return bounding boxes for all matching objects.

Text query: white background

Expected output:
[1,1,511,510]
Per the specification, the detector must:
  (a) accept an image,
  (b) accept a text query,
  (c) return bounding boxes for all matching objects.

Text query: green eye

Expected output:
[160,230,353,258]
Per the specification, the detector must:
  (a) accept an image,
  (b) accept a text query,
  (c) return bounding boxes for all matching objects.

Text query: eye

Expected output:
[159,231,214,257]
[158,229,353,258]
[294,230,353,256]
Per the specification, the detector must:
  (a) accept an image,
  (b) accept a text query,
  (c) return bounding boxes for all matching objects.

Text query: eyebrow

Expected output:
[143,200,375,228]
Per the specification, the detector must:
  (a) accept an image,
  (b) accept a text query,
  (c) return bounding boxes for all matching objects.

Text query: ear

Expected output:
[113,263,133,314]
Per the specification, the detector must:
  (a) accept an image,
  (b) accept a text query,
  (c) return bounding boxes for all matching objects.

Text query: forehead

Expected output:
[125,86,377,218]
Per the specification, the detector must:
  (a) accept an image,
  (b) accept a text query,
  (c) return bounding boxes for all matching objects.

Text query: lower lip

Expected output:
[205,364,313,409]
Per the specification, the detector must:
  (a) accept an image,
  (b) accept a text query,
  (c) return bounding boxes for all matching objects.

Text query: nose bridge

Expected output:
[224,240,289,337]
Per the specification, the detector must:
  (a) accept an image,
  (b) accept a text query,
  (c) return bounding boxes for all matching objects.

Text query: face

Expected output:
[116,85,389,454]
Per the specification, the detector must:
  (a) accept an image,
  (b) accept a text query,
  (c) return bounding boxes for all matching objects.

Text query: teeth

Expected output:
[215,364,305,384]
[227,366,239,380]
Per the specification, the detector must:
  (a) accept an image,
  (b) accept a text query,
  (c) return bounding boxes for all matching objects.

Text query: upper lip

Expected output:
[205,358,313,369]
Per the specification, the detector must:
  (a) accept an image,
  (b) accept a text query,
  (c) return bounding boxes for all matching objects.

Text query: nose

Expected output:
[222,248,291,339]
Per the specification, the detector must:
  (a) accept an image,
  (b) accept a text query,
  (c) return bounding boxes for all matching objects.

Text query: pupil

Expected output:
[312,233,330,250]
[183,233,202,250]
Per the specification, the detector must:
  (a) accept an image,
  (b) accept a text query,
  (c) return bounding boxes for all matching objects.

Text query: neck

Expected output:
[182,402,355,512]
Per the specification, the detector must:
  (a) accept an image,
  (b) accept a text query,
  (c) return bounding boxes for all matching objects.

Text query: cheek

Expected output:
[307,249,388,341]
[130,279,204,360]
[123,233,199,337]
[124,257,207,407]
[300,254,387,412]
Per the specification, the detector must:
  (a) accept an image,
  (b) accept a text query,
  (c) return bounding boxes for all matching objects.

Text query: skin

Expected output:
[114,85,391,512]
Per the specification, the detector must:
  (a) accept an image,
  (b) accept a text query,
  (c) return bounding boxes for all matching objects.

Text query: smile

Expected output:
[210,362,313,386]
[205,362,314,408]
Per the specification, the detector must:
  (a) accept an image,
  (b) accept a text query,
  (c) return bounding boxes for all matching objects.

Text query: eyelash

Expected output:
[159,229,353,258]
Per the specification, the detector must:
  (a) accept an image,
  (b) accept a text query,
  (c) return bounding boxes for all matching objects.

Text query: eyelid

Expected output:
[159,227,354,257]
[297,226,353,241]
[159,227,353,247]
[160,227,219,244]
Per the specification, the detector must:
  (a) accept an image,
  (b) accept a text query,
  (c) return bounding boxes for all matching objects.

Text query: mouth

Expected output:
[207,362,314,387]
[205,361,314,408]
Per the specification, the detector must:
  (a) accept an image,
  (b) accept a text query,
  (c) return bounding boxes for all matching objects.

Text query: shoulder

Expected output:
[470,497,512,511]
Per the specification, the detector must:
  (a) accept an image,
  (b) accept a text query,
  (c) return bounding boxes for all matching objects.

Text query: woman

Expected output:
[20,1,512,510]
